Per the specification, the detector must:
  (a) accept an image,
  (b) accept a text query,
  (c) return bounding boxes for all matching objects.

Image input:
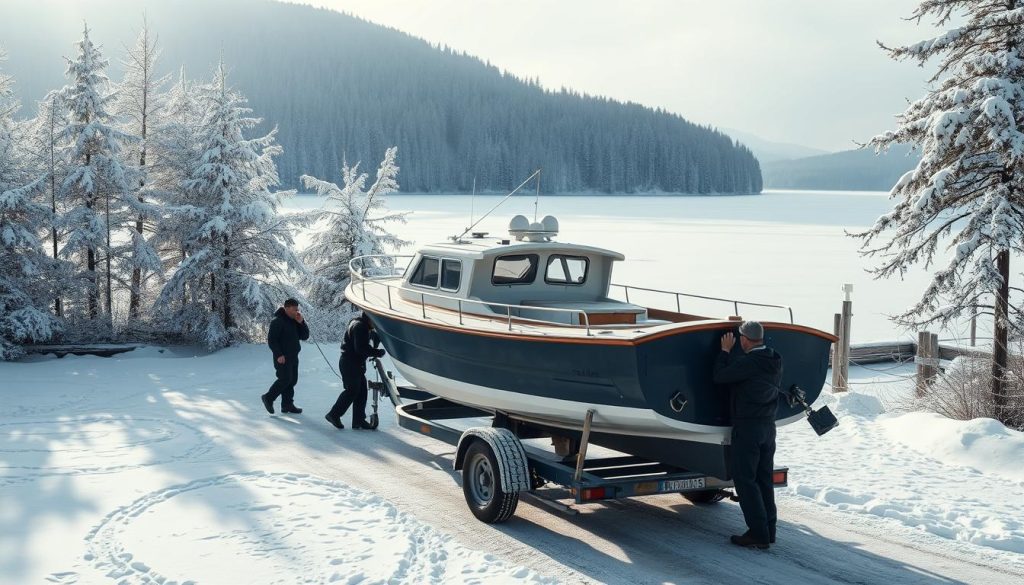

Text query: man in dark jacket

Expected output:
[325,312,385,430]
[261,298,310,415]
[713,320,783,549]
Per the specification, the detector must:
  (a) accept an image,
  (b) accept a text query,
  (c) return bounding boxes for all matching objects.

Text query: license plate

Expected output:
[662,477,706,491]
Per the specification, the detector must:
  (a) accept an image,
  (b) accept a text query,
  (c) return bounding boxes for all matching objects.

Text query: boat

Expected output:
[345,214,835,479]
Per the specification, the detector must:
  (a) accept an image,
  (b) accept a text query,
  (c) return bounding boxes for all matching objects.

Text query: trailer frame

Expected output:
[370,359,789,522]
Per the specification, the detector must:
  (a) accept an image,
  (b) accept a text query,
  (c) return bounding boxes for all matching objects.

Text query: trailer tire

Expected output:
[682,489,727,504]
[462,440,520,523]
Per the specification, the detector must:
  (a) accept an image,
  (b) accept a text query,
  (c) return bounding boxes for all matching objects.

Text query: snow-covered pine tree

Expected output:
[0,48,62,359]
[157,62,303,348]
[298,147,408,334]
[115,20,168,320]
[853,0,1024,425]
[58,24,140,330]
[23,91,72,318]
[150,67,203,323]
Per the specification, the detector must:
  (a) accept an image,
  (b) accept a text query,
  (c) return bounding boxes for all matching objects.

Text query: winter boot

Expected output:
[260,393,275,414]
[282,404,303,414]
[325,413,345,429]
[730,532,769,549]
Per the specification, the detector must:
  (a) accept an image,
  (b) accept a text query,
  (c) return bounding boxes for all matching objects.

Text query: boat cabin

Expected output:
[396,216,655,327]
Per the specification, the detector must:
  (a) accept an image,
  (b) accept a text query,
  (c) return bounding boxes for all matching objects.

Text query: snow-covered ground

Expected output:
[3,345,1023,584]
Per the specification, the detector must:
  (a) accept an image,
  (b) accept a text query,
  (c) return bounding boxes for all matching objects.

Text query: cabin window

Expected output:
[440,259,462,291]
[491,254,539,285]
[409,256,440,288]
[545,255,589,285]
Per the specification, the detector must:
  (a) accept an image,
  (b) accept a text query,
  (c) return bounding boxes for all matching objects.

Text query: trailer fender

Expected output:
[455,427,531,493]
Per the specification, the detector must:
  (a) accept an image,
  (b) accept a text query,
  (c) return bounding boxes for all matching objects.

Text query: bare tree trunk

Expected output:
[992,249,1010,423]
[49,104,62,317]
[129,24,151,320]
[85,151,97,319]
[223,236,232,338]
[105,183,113,328]
[130,165,144,317]
[180,245,188,309]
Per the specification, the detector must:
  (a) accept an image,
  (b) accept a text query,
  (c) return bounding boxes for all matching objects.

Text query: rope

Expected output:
[309,327,342,381]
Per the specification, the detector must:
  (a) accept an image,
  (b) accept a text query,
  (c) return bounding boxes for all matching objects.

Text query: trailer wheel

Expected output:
[682,489,727,504]
[462,440,519,523]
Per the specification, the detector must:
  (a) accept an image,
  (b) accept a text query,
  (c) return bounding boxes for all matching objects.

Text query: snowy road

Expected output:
[278,400,1024,585]
[3,344,1023,584]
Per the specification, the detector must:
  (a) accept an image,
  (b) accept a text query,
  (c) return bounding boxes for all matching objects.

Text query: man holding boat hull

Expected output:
[714,320,783,549]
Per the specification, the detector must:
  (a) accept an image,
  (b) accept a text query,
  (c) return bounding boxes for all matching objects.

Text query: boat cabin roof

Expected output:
[416,238,625,261]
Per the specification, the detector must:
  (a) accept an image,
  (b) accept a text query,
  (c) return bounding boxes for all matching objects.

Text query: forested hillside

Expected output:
[0,0,761,194]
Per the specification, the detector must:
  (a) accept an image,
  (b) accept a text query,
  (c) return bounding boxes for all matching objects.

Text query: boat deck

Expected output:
[347,276,731,342]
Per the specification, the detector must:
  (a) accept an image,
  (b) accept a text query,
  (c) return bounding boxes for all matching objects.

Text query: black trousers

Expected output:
[730,419,777,542]
[329,358,368,424]
[266,355,299,408]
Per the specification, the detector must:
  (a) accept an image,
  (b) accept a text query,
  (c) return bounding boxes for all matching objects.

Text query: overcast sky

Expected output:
[288,0,940,152]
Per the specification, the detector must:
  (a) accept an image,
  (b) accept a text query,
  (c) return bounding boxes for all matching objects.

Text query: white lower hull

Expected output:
[391,359,736,446]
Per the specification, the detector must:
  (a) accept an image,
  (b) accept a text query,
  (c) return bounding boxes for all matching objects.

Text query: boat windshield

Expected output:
[409,256,440,288]
[492,254,539,285]
[545,254,588,285]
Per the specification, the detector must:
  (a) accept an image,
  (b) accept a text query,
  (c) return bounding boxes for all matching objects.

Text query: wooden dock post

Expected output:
[831,313,841,389]
[831,284,853,393]
[916,331,939,397]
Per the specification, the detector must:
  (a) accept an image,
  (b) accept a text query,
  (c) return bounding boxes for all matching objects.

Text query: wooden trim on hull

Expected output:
[348,290,837,347]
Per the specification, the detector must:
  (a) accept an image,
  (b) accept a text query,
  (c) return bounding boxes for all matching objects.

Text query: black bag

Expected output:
[782,385,838,436]
[806,405,839,436]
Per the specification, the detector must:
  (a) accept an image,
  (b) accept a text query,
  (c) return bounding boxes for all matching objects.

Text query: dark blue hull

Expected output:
[367,311,832,428]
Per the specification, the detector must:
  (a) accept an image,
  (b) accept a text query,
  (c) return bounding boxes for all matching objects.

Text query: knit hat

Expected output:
[738,320,764,341]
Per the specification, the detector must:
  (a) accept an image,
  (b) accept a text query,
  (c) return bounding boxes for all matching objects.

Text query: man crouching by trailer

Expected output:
[326,312,386,430]
[714,320,783,549]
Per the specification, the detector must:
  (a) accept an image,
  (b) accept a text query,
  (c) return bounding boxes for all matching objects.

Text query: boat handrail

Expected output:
[349,255,595,335]
[609,283,795,324]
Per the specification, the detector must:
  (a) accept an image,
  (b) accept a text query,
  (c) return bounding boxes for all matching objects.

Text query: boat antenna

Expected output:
[453,169,541,242]
[533,168,541,222]
[470,176,476,226]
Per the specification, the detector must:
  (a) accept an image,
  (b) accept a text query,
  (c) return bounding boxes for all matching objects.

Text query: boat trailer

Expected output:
[368,358,789,524]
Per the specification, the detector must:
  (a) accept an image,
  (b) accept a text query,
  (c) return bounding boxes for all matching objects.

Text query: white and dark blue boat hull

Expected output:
[357,305,834,479]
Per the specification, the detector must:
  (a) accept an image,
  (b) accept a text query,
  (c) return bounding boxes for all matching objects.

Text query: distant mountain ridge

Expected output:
[761,145,919,191]
[721,128,831,163]
[0,0,762,194]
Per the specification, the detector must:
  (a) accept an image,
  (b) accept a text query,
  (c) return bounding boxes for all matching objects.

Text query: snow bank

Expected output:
[878,412,1024,483]
[778,366,1024,556]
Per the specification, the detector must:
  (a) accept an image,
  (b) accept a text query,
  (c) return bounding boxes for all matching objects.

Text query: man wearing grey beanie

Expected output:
[714,320,783,549]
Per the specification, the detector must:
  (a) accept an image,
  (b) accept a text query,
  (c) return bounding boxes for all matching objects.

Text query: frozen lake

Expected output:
[285,189,984,344]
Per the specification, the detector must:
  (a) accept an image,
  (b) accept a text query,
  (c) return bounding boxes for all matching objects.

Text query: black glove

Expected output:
[373,348,386,359]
